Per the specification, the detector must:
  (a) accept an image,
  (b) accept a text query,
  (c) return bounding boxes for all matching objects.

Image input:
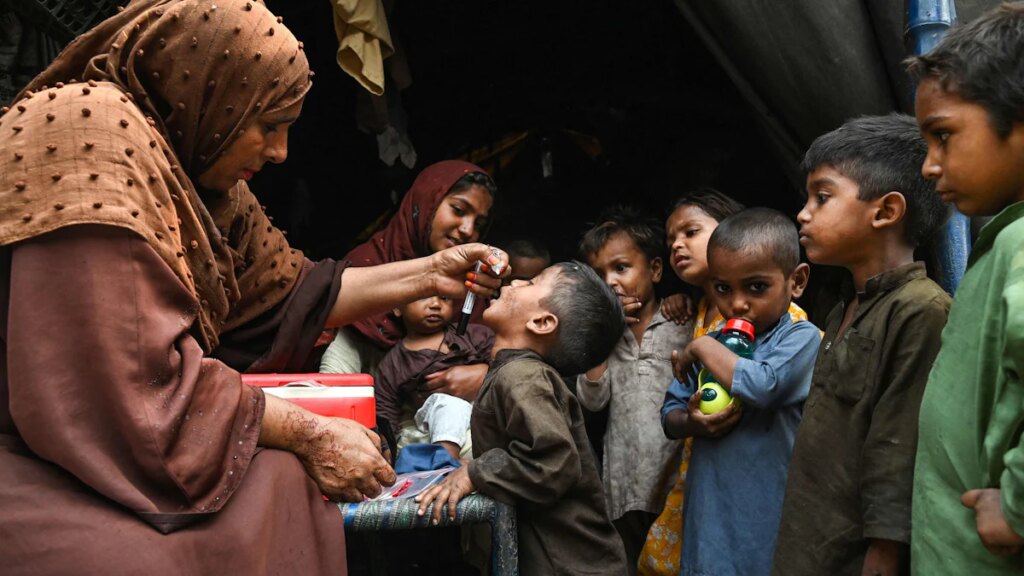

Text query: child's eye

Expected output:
[262,124,278,134]
[815,192,829,205]
[749,282,768,293]
[713,283,729,294]
[616,264,629,273]
[685,228,700,238]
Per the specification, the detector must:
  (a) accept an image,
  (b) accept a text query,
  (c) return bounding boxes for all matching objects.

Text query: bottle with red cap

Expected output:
[697,318,755,414]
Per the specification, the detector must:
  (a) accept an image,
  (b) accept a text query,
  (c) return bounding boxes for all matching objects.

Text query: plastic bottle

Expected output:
[697,318,755,414]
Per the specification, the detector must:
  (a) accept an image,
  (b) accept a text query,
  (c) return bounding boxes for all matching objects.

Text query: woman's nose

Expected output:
[458,218,476,241]
[264,131,289,164]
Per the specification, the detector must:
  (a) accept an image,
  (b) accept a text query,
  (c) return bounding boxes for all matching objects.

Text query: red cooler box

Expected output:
[242,373,375,428]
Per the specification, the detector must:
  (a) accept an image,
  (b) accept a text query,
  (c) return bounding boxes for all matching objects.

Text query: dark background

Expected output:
[259,0,796,273]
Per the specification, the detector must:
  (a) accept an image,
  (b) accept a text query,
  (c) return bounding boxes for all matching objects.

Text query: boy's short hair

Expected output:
[669,187,745,223]
[541,261,625,374]
[579,205,665,261]
[906,3,1024,139]
[506,238,551,263]
[802,114,950,246]
[708,208,800,275]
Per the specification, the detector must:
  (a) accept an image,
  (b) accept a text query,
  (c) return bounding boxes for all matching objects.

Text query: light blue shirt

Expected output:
[662,313,820,576]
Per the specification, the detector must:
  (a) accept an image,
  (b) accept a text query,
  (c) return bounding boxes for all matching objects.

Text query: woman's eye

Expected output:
[451,204,465,216]
[937,131,950,144]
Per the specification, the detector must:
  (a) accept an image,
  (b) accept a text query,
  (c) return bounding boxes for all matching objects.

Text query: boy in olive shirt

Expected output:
[773,114,951,576]
[416,262,628,575]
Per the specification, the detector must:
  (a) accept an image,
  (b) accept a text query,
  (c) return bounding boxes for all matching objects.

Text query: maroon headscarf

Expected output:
[344,159,491,348]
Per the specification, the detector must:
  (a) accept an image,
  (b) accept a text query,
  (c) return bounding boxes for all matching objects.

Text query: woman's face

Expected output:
[428,184,493,253]
[196,99,304,193]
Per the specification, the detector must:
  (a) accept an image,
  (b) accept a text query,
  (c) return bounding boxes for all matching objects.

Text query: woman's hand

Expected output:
[661,293,695,324]
[430,243,510,300]
[415,466,475,525]
[259,395,396,501]
[419,364,487,402]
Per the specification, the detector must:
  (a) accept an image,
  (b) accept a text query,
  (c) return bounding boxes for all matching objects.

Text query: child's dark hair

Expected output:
[578,205,665,261]
[906,3,1024,138]
[449,171,498,198]
[708,208,800,275]
[541,261,626,374]
[506,238,551,263]
[668,187,745,223]
[802,114,950,246]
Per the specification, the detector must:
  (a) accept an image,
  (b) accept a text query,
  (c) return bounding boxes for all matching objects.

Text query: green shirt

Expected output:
[913,202,1024,574]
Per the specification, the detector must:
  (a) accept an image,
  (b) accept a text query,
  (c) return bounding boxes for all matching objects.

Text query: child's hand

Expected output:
[619,294,643,325]
[415,466,475,525]
[671,343,700,382]
[685,392,741,437]
[962,488,1024,556]
[420,364,487,402]
[661,293,694,324]
[860,539,903,576]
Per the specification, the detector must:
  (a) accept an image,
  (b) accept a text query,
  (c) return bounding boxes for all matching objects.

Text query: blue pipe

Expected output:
[906,0,969,294]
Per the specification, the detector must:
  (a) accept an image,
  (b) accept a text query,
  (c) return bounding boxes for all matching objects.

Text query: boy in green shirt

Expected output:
[908,5,1024,573]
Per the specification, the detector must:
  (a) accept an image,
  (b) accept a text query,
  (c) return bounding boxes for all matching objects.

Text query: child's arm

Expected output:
[576,362,611,412]
[962,277,1024,554]
[462,365,582,506]
[727,321,820,410]
[373,349,404,431]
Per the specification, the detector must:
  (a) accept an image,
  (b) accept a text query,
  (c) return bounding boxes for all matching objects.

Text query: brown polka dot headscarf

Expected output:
[22,0,311,177]
[0,0,312,351]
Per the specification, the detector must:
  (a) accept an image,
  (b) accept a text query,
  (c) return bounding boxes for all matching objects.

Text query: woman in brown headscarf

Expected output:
[322,160,495,389]
[0,1,507,574]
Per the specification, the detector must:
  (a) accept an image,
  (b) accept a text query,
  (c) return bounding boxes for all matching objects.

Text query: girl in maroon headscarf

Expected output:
[322,160,496,400]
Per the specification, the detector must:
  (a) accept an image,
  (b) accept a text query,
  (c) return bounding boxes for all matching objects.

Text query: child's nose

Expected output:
[796,205,811,224]
[922,156,942,180]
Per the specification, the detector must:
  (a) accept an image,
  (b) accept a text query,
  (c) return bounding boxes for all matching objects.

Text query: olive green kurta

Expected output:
[467,349,627,575]
[773,263,950,576]
[913,202,1024,574]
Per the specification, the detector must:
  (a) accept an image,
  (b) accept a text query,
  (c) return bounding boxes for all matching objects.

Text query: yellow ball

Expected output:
[698,382,734,414]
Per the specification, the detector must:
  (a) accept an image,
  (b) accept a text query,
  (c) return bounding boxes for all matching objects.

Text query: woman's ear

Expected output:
[789,263,810,299]
[526,311,559,337]
[650,256,664,284]
[871,191,908,231]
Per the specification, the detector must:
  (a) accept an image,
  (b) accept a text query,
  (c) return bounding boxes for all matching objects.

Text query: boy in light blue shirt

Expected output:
[662,208,820,576]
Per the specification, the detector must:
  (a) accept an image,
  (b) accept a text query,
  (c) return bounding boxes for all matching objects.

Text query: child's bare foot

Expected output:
[437,441,461,461]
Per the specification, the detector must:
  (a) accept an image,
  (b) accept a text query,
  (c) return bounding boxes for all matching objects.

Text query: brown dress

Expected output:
[0,1,350,573]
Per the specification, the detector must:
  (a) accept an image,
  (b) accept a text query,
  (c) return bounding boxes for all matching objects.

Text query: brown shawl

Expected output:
[0,0,311,351]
